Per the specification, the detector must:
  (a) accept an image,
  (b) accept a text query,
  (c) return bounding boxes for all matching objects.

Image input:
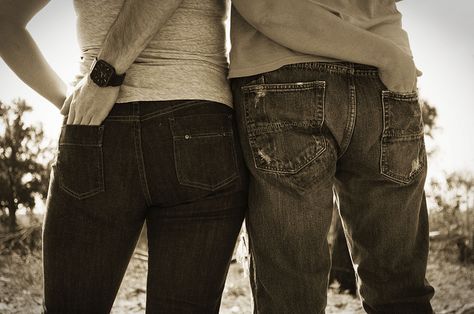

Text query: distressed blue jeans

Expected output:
[231,62,434,314]
[42,100,248,313]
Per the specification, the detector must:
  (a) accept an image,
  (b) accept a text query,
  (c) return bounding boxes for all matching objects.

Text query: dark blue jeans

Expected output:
[231,62,434,314]
[42,100,248,313]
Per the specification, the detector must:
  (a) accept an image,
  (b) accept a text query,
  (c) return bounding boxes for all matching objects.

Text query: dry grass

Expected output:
[0,210,473,314]
[1,238,473,313]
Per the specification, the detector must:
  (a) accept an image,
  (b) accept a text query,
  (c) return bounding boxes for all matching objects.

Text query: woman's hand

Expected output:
[61,76,120,125]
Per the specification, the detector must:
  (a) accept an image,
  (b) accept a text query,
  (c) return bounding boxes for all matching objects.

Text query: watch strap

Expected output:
[108,71,126,87]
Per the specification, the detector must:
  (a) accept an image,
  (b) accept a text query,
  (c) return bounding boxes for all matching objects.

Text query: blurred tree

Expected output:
[421,100,438,138]
[430,172,474,263]
[0,99,53,231]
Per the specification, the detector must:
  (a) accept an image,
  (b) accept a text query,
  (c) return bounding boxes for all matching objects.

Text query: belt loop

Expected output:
[348,63,355,76]
[133,101,140,116]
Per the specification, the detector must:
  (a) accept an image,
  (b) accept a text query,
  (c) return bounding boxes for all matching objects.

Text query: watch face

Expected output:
[91,60,114,87]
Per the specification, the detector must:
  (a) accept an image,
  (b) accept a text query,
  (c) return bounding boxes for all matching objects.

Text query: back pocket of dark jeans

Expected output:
[169,113,239,191]
[57,125,105,199]
[381,91,426,184]
[241,80,327,174]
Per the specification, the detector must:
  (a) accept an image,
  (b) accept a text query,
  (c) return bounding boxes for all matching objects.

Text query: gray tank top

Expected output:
[73,0,232,107]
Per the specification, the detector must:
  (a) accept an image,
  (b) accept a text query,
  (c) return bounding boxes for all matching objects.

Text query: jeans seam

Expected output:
[105,117,139,122]
[58,183,104,200]
[338,79,357,159]
[133,109,152,206]
[141,101,203,121]
[174,174,239,191]
[104,101,204,122]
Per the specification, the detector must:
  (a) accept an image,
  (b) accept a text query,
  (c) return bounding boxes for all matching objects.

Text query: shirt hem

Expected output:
[116,95,233,108]
[228,55,340,78]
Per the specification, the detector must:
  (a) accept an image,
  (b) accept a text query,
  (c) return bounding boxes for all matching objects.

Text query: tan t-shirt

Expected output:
[229,0,412,78]
[74,0,233,107]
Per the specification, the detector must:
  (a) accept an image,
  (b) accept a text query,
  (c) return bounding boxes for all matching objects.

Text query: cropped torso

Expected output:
[74,0,233,106]
[229,0,411,78]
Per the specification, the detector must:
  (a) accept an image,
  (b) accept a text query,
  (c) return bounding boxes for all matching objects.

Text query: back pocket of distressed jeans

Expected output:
[381,91,426,184]
[170,113,239,191]
[241,80,327,174]
[57,125,105,199]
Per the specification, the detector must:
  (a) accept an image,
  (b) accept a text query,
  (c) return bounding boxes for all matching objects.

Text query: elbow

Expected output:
[0,19,25,43]
[0,19,30,57]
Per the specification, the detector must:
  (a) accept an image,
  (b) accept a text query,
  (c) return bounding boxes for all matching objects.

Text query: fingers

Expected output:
[73,110,92,125]
[67,105,105,125]
[89,116,104,126]
[412,72,418,92]
[66,107,75,125]
[60,94,73,116]
[64,79,119,125]
[80,115,94,126]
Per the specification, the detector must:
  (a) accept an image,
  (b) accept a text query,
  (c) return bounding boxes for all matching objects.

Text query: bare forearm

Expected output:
[0,23,67,108]
[98,0,183,74]
[232,0,403,69]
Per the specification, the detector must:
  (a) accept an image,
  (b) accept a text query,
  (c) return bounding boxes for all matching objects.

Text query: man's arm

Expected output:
[97,0,182,75]
[232,0,417,93]
[63,0,184,125]
[0,0,67,109]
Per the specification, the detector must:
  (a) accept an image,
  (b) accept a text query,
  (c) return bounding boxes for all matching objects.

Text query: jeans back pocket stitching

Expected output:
[57,126,105,199]
[380,92,425,185]
[169,115,239,191]
[242,80,327,174]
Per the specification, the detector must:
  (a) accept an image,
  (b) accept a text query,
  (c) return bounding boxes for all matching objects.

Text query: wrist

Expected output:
[96,54,127,76]
[89,58,126,87]
[97,44,129,75]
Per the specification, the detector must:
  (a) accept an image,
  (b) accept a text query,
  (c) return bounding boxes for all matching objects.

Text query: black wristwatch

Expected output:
[89,58,126,87]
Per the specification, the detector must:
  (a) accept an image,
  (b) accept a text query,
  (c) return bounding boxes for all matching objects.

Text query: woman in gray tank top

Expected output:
[0,0,247,312]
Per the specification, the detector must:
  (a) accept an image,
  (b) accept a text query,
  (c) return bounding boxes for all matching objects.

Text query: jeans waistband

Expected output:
[280,62,379,76]
[105,100,226,120]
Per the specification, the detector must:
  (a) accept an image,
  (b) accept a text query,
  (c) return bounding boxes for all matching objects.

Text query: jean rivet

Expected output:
[184,134,191,140]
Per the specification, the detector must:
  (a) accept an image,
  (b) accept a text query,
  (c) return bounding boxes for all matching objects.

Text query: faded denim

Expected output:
[231,62,434,314]
[42,100,248,314]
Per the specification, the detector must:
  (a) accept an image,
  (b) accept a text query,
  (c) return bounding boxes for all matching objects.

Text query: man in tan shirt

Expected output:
[230,1,434,313]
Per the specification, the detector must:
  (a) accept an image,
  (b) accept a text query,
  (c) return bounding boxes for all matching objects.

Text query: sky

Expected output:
[1,0,473,178]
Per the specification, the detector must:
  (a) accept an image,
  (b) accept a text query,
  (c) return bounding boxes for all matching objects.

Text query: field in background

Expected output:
[0,210,473,314]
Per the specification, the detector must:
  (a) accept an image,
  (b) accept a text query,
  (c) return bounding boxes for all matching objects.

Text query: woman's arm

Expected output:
[63,0,184,125]
[232,0,417,93]
[0,0,67,109]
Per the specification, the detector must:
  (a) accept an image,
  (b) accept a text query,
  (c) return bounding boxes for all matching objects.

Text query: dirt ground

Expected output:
[0,238,473,314]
